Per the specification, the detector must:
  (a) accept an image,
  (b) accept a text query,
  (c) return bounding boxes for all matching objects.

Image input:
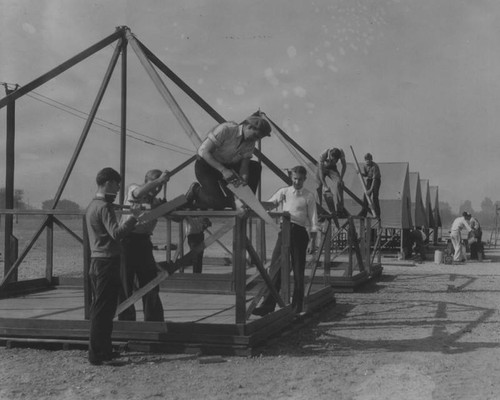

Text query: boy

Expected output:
[85,167,140,365]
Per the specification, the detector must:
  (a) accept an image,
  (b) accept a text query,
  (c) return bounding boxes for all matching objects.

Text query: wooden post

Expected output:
[323,219,332,285]
[119,37,128,205]
[365,218,372,274]
[166,218,172,262]
[347,217,354,278]
[46,215,54,283]
[234,214,247,324]
[3,85,15,282]
[51,40,123,208]
[280,213,291,305]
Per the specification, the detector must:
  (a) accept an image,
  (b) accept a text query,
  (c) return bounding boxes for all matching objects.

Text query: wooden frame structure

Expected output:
[0,26,339,354]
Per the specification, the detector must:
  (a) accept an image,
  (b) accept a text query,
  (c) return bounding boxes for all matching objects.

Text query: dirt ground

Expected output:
[2,248,500,400]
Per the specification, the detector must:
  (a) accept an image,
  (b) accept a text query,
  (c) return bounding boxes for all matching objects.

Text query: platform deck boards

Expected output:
[0,281,336,355]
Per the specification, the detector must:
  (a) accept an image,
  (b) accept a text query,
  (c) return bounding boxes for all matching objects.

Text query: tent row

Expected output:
[343,162,442,236]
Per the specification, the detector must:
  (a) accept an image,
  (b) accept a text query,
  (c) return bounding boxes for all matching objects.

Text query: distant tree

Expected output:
[42,198,82,212]
[438,201,456,228]
[0,187,28,209]
[459,200,474,215]
[480,197,495,214]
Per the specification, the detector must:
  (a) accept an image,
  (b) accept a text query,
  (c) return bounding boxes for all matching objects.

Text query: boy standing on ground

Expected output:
[450,212,472,262]
[85,167,140,366]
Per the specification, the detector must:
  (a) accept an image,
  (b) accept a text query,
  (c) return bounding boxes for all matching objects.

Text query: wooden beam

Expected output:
[245,240,285,308]
[115,218,235,316]
[234,216,247,324]
[52,217,83,244]
[0,218,49,288]
[52,39,123,208]
[119,38,128,205]
[0,28,125,110]
[126,31,202,148]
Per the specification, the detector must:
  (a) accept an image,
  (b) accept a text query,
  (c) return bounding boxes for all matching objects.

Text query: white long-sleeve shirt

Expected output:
[268,186,319,233]
[450,216,472,234]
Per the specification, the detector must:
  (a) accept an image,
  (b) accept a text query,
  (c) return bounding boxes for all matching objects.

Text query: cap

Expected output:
[364,153,373,160]
[245,115,271,137]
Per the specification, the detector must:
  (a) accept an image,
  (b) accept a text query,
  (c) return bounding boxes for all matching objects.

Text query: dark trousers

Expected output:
[194,158,261,210]
[262,224,309,312]
[118,235,164,322]
[88,257,121,363]
[361,178,381,218]
[187,232,205,273]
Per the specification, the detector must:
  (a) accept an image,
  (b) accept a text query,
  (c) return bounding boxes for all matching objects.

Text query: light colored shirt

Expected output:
[451,216,472,234]
[199,122,255,165]
[121,183,159,235]
[268,186,319,233]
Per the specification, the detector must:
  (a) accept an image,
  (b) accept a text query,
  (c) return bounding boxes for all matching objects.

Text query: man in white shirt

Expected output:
[253,165,318,316]
[118,169,169,321]
[450,212,472,262]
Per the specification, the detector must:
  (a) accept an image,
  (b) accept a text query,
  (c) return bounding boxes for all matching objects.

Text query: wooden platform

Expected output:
[0,279,336,356]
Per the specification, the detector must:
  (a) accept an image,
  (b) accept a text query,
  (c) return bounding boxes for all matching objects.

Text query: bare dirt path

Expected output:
[2,250,500,400]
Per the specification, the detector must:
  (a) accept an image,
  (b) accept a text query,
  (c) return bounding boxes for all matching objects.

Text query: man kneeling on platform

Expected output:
[253,165,318,316]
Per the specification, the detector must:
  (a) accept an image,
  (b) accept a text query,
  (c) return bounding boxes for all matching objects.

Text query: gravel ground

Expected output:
[2,247,500,400]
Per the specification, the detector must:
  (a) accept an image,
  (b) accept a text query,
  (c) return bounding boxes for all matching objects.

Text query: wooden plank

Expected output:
[234,216,247,324]
[227,181,280,231]
[0,280,54,299]
[127,32,203,148]
[245,240,285,308]
[137,195,186,223]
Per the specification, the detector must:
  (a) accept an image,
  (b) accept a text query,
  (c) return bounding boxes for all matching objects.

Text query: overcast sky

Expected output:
[0,0,499,212]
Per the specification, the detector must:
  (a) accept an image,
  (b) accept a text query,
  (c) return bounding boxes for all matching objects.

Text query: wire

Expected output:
[23,90,195,156]
[2,80,196,155]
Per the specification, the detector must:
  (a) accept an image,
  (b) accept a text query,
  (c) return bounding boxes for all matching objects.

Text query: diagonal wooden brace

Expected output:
[115,219,235,317]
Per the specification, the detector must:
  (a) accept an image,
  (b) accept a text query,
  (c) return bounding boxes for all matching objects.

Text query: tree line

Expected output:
[440,197,499,229]
[1,188,498,227]
[0,188,82,212]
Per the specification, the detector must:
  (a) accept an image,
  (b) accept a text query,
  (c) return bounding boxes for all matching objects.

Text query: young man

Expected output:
[185,216,212,273]
[85,167,140,366]
[316,147,346,215]
[253,165,318,316]
[360,153,381,219]
[118,169,170,322]
[185,114,272,210]
[450,212,472,262]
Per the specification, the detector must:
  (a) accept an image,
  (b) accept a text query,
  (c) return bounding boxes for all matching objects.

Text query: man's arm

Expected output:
[306,194,319,254]
[131,170,169,200]
[101,204,138,240]
[339,151,347,180]
[198,137,235,180]
[238,158,251,184]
